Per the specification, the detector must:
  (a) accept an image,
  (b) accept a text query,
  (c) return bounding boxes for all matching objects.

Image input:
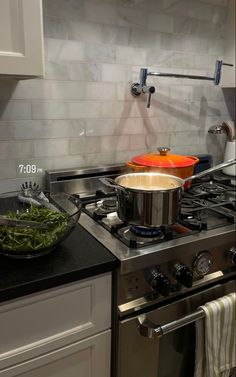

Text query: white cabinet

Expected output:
[0,273,112,377]
[221,0,235,87]
[0,0,44,77]
[0,331,111,377]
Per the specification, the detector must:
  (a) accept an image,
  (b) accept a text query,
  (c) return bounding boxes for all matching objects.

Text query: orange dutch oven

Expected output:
[126,147,199,189]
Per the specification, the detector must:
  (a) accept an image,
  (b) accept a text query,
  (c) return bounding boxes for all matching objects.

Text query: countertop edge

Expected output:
[0,259,118,303]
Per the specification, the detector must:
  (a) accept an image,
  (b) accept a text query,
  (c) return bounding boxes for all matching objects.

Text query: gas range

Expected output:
[82,180,235,247]
[46,164,236,316]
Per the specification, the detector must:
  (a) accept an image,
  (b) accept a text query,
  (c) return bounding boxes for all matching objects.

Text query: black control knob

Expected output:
[146,268,172,297]
[173,263,193,288]
[228,247,236,265]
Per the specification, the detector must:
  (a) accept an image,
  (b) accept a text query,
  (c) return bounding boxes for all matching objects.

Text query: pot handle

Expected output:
[126,161,146,171]
[187,156,199,163]
[184,158,236,183]
[99,178,126,192]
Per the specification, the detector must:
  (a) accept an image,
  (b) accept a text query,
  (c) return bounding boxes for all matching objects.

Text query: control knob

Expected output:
[228,247,236,265]
[173,263,193,288]
[146,268,172,297]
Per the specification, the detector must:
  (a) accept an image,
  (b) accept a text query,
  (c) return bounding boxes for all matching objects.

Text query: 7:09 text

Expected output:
[18,164,43,174]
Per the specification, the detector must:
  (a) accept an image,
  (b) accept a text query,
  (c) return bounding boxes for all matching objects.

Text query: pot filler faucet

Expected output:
[131,59,234,108]
[208,122,234,142]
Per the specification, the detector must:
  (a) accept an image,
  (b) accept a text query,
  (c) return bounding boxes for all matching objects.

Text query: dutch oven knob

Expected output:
[157,147,170,156]
[173,263,193,288]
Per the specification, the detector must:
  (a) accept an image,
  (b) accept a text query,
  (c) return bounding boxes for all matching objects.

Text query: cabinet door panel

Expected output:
[0,0,44,76]
[0,0,24,53]
[0,273,111,369]
[0,330,111,377]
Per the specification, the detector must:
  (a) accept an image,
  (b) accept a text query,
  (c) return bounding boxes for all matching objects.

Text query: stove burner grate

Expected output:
[181,198,207,209]
[200,181,226,195]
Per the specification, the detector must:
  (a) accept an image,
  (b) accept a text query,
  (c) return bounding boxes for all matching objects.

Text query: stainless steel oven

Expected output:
[46,164,236,377]
[118,278,235,377]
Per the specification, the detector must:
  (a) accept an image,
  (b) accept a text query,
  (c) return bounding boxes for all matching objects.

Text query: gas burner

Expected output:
[200,181,225,195]
[215,190,236,210]
[130,226,164,238]
[93,198,118,220]
[118,226,164,247]
[221,190,236,200]
[180,213,207,230]
[101,198,118,212]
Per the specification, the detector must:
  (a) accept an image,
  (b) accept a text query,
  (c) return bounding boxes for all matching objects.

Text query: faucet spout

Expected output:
[208,125,225,134]
[208,122,234,142]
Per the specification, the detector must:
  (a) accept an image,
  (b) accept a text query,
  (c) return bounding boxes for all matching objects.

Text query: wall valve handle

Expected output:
[147,86,155,108]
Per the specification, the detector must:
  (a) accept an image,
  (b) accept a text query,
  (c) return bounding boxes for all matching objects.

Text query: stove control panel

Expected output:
[118,243,236,307]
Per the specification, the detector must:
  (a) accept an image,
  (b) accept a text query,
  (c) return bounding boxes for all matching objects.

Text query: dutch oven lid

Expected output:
[131,147,199,168]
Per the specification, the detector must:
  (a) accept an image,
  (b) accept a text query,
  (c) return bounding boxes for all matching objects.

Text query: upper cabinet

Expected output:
[221,0,235,88]
[0,0,44,78]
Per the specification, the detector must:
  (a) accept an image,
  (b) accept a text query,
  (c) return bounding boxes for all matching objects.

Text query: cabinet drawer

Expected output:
[0,273,111,369]
[0,330,111,377]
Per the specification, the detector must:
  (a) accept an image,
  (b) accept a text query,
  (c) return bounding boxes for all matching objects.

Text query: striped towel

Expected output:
[194,292,236,377]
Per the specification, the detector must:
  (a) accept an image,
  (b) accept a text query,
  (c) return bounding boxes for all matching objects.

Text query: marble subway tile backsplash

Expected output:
[0,0,234,192]
[0,101,32,120]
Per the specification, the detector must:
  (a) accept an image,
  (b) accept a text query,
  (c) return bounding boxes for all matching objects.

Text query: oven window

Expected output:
[158,323,195,377]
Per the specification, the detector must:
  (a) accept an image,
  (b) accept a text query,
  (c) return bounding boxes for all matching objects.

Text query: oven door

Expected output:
[117,278,235,377]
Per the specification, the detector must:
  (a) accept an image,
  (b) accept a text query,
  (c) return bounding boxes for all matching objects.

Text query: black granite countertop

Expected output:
[0,223,118,303]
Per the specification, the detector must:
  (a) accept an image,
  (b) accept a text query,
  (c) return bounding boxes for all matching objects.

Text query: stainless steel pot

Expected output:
[100,158,236,228]
[101,174,182,227]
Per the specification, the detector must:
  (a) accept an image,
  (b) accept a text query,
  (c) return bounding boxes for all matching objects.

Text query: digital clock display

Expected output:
[18,164,43,174]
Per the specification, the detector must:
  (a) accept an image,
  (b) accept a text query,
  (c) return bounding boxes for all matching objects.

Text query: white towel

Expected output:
[194,292,236,377]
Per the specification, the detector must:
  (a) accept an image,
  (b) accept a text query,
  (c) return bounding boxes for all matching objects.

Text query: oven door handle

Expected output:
[138,308,205,339]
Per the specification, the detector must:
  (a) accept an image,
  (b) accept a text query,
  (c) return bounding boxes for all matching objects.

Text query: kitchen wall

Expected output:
[0,0,235,192]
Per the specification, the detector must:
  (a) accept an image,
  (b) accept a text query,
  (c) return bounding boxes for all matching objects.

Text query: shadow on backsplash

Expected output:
[222,88,236,120]
[0,81,18,118]
[141,92,216,130]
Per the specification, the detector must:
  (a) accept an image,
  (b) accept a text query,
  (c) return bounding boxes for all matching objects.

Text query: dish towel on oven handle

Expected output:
[194,292,236,377]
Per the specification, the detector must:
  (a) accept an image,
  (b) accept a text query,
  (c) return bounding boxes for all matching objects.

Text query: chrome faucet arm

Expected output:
[147,71,215,81]
[131,60,234,109]
[147,60,233,84]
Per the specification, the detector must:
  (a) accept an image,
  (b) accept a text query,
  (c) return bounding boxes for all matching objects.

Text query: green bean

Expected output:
[0,205,71,253]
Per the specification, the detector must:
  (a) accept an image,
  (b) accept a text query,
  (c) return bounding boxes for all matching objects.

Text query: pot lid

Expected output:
[132,147,199,168]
